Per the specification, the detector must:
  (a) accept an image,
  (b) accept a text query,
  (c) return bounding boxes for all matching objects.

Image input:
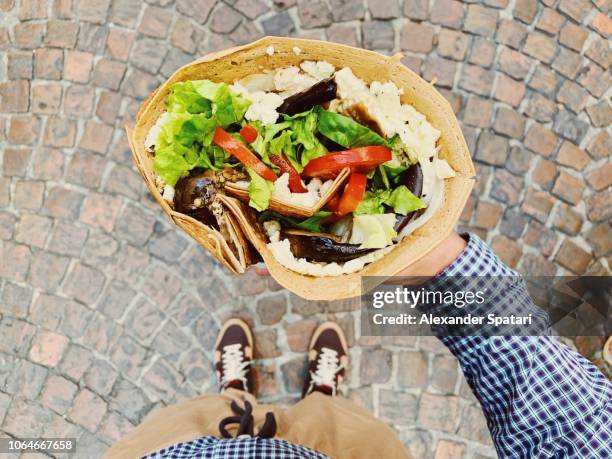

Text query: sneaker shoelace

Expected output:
[307,346,343,396]
[220,343,251,391]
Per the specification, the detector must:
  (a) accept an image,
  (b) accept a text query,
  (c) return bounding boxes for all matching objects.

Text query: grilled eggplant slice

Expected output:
[282,230,375,263]
[278,77,337,116]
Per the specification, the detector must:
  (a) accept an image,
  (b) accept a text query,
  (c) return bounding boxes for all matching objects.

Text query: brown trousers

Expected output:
[104,389,412,459]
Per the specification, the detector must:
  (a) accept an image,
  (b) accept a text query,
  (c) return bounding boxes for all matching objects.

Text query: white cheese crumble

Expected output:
[162,184,175,203]
[293,46,301,55]
[266,45,274,56]
[300,60,335,80]
[144,112,170,151]
[273,66,318,98]
[231,83,283,125]
[271,173,333,208]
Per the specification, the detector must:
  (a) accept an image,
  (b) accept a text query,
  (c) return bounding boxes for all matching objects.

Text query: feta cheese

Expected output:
[236,72,275,92]
[231,83,283,125]
[144,112,170,151]
[266,45,274,56]
[273,66,318,98]
[293,46,301,55]
[162,184,175,203]
[300,60,335,80]
[271,174,333,207]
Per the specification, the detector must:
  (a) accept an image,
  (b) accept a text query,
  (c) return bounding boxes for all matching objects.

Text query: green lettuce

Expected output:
[259,210,332,233]
[167,81,212,115]
[154,80,251,185]
[318,110,387,148]
[354,185,425,216]
[349,214,397,249]
[247,168,274,212]
[283,109,327,170]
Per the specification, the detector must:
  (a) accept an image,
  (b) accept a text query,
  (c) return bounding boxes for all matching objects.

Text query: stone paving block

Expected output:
[532,158,557,189]
[81,312,122,354]
[495,19,527,50]
[48,221,88,257]
[400,21,434,53]
[552,203,584,236]
[3,148,30,177]
[4,358,47,400]
[28,250,70,290]
[430,0,464,29]
[586,131,610,160]
[15,214,52,249]
[70,388,108,432]
[433,440,466,459]
[400,429,433,459]
[0,281,32,318]
[585,189,612,222]
[552,171,585,205]
[109,334,149,380]
[525,93,557,123]
[39,374,78,415]
[417,393,459,433]
[150,320,191,360]
[2,399,54,437]
[464,4,497,37]
[107,27,135,61]
[44,187,85,220]
[379,389,418,425]
[493,107,525,139]
[360,348,392,385]
[397,350,428,389]
[98,411,135,445]
[536,8,565,34]
[45,19,79,48]
[555,240,592,274]
[7,51,33,79]
[369,0,399,19]
[143,358,182,402]
[363,20,395,51]
[553,110,589,144]
[63,262,106,304]
[466,37,494,68]
[84,358,118,396]
[14,22,45,49]
[29,330,69,367]
[524,124,558,157]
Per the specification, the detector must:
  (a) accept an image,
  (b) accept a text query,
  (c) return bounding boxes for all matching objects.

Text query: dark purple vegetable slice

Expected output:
[278,77,338,116]
[282,230,375,263]
[174,170,219,228]
[394,163,425,232]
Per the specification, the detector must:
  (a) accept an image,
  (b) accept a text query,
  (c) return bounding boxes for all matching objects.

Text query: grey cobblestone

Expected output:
[0,0,609,457]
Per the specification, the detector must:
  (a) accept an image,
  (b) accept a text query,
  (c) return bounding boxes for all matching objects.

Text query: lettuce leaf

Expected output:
[259,210,332,233]
[354,185,425,216]
[386,186,426,215]
[288,109,327,170]
[318,110,387,148]
[154,80,251,185]
[247,168,274,212]
[349,214,397,249]
[167,81,212,115]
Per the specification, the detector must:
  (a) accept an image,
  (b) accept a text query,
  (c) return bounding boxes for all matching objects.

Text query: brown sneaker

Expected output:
[302,322,348,398]
[214,318,254,393]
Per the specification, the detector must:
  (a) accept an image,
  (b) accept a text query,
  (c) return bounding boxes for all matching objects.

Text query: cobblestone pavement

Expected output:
[0,0,610,457]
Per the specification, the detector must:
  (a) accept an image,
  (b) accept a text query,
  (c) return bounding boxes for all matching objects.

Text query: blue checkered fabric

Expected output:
[147,234,610,459]
[435,234,612,458]
[143,436,330,459]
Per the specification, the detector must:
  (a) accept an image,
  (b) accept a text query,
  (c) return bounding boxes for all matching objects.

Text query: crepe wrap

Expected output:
[127,36,475,300]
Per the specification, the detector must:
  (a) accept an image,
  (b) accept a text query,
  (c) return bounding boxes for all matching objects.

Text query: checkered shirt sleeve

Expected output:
[143,436,330,459]
[435,234,612,458]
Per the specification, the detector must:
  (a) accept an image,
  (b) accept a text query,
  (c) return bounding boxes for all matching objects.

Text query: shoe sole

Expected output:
[214,318,254,351]
[308,321,349,356]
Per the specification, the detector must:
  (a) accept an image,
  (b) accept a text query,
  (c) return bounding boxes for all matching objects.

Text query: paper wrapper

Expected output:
[127,36,475,300]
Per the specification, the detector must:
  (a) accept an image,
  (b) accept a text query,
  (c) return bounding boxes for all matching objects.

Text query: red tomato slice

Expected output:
[302,146,392,180]
[269,154,308,193]
[335,173,367,216]
[240,125,258,143]
[213,127,277,182]
[325,193,341,212]
[323,173,367,223]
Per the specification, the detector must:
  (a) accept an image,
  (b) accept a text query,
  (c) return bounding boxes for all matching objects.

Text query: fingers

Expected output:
[253,265,270,276]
